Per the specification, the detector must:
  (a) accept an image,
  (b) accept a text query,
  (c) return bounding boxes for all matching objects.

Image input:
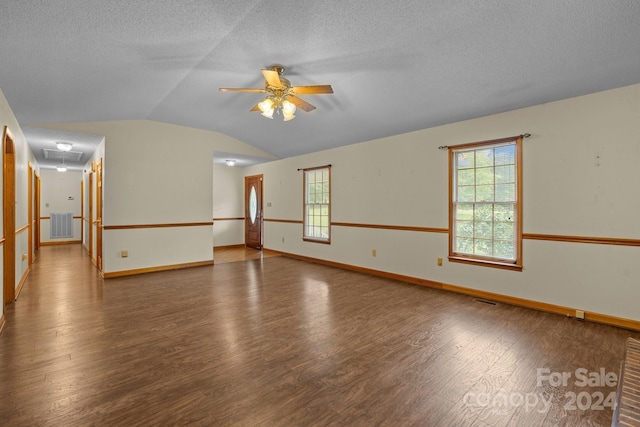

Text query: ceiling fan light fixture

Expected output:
[282,99,296,115]
[56,142,73,151]
[220,66,332,121]
[57,165,67,172]
[258,97,274,113]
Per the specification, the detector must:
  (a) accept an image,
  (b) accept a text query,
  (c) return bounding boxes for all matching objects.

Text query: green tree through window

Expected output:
[303,165,331,243]
[449,136,523,270]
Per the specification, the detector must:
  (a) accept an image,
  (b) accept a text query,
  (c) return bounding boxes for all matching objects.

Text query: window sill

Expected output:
[303,237,331,245]
[448,255,523,271]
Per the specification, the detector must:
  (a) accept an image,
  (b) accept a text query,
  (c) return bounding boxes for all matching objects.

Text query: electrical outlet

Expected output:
[282,237,285,243]
[121,250,128,258]
[437,257,443,266]
[575,310,585,320]
[372,249,377,257]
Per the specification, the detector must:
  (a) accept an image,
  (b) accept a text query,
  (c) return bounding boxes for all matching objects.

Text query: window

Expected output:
[449,136,522,270]
[303,165,331,243]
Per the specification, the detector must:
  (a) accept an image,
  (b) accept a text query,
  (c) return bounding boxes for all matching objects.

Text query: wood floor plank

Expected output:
[1,245,639,426]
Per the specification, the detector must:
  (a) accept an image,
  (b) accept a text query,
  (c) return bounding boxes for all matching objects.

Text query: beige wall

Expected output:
[17,83,640,323]
[212,163,245,248]
[246,83,640,322]
[39,119,275,274]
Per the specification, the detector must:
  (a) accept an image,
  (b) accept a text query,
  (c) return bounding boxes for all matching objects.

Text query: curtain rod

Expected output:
[438,133,530,150]
[297,164,332,171]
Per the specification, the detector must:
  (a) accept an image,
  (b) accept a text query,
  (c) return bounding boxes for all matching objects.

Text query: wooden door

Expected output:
[244,174,263,250]
[28,163,33,265]
[96,159,103,271]
[3,126,15,306]
[35,174,41,251]
[88,170,94,261]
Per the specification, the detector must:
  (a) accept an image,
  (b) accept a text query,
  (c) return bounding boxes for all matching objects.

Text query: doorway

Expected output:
[244,174,263,250]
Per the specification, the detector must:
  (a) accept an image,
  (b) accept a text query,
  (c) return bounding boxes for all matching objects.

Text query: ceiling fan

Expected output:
[219,65,333,121]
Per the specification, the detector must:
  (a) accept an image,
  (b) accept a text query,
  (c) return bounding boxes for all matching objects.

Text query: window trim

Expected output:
[448,136,523,271]
[302,165,331,244]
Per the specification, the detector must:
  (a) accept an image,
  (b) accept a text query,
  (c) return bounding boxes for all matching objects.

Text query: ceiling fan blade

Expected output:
[249,103,261,112]
[291,85,333,95]
[219,88,265,93]
[287,95,316,112]
[262,69,284,88]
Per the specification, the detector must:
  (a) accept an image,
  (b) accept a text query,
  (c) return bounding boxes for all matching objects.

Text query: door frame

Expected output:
[244,174,263,250]
[35,173,41,252]
[95,159,103,271]
[28,162,33,265]
[88,168,94,262]
[3,126,16,306]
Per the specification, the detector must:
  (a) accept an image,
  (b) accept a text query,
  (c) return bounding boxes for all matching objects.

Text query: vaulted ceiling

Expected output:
[2,1,640,170]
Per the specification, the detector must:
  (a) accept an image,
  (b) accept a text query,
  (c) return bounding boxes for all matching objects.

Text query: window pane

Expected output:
[494,204,514,222]
[474,239,493,256]
[456,204,474,220]
[495,165,514,184]
[457,152,474,169]
[476,185,494,202]
[494,145,515,165]
[494,240,514,260]
[456,237,474,254]
[475,167,494,185]
[458,186,475,202]
[494,221,514,240]
[456,220,473,237]
[475,221,493,239]
[476,148,494,167]
[474,204,493,221]
[458,169,475,186]
[495,184,515,202]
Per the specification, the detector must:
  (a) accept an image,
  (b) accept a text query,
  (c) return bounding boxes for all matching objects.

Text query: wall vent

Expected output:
[50,212,73,238]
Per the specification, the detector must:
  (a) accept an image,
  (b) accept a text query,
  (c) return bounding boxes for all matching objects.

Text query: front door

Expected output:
[244,174,263,250]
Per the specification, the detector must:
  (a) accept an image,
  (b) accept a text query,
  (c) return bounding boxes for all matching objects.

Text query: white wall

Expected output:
[0,88,39,307]
[40,169,82,243]
[245,83,640,322]
[39,120,275,274]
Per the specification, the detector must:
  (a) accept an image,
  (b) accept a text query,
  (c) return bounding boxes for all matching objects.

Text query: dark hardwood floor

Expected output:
[213,246,280,264]
[1,245,638,426]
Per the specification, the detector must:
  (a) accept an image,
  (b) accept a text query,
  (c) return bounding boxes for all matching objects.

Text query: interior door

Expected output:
[3,126,16,306]
[244,174,263,250]
[35,174,41,251]
[96,159,103,271]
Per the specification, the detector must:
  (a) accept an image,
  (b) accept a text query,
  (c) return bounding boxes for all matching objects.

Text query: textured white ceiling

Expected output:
[2,1,640,167]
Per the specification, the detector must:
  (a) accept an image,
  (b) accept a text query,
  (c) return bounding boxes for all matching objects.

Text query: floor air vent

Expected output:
[474,298,497,306]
